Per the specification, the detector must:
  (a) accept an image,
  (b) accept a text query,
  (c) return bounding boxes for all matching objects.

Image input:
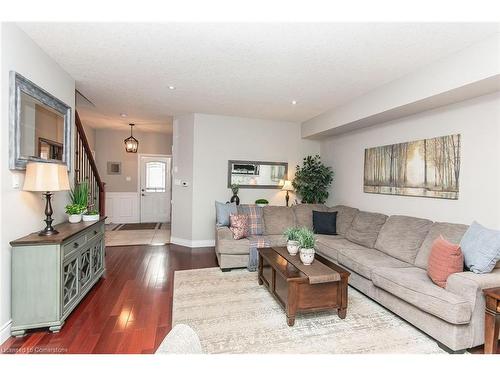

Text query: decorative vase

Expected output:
[299,248,315,265]
[82,214,100,222]
[256,203,267,208]
[68,214,82,224]
[287,240,300,255]
[230,194,240,205]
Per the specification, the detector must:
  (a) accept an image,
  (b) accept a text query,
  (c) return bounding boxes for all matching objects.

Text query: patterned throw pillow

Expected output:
[237,204,264,235]
[427,236,464,288]
[229,214,249,240]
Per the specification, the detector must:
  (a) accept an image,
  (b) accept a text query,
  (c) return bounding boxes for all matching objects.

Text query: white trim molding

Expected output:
[0,319,12,345]
[170,237,215,248]
[105,192,140,224]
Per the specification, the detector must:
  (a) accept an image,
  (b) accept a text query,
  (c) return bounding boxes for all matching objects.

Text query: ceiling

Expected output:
[19,23,499,132]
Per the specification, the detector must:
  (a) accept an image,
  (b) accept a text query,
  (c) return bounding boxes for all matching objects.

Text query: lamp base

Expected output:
[38,227,59,236]
[38,191,58,236]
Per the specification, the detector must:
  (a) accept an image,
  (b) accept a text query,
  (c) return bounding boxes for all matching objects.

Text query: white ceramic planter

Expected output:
[256,203,268,208]
[68,214,82,224]
[286,240,300,255]
[299,248,315,265]
[82,214,100,222]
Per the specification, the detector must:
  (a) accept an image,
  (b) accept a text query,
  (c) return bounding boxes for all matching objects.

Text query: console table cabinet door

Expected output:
[62,254,80,313]
[10,218,106,337]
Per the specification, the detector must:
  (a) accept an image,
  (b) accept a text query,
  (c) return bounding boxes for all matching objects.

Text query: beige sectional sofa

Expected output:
[215,204,500,352]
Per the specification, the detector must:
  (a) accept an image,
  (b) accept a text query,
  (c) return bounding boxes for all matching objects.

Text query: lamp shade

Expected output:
[281,180,294,191]
[23,162,70,192]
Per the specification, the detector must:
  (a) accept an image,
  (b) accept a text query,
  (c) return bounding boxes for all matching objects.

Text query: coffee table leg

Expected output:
[258,252,263,285]
[287,315,296,327]
[337,307,347,319]
[286,282,298,327]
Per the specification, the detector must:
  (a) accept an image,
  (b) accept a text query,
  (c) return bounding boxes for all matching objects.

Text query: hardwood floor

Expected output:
[0,244,218,354]
[1,243,497,354]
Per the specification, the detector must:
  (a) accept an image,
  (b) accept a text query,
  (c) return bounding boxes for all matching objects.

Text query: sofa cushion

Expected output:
[328,205,359,235]
[263,206,295,235]
[346,211,387,248]
[215,201,237,227]
[264,234,287,248]
[427,236,464,288]
[314,235,350,262]
[374,215,433,264]
[337,247,411,280]
[414,222,469,270]
[372,267,472,324]
[460,221,500,274]
[293,204,328,229]
[312,211,337,235]
[217,238,250,255]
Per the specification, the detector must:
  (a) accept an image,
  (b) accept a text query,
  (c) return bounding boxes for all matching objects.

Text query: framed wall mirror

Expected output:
[9,71,72,170]
[227,160,288,189]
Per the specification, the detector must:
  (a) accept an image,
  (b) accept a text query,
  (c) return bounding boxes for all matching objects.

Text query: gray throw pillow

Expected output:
[215,201,237,227]
[460,221,500,273]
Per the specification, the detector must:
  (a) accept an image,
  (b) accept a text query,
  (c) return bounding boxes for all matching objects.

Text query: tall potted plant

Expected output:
[66,182,88,223]
[292,155,333,204]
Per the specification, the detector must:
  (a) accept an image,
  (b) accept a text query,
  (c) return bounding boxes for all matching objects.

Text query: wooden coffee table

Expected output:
[258,247,350,326]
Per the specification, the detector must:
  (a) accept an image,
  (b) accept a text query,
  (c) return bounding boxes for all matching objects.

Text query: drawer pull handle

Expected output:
[73,242,79,248]
[94,230,98,235]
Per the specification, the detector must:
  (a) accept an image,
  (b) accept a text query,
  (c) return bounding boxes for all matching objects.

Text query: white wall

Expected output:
[94,128,172,192]
[320,92,500,228]
[0,24,75,344]
[171,114,195,245]
[190,113,320,244]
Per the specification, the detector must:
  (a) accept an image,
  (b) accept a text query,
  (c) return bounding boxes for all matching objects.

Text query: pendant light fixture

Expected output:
[124,123,139,153]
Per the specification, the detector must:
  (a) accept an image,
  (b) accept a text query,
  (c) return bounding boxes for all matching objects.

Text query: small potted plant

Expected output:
[230,183,240,205]
[66,204,85,223]
[82,209,100,222]
[284,227,301,255]
[255,199,269,207]
[297,227,315,265]
[67,182,89,223]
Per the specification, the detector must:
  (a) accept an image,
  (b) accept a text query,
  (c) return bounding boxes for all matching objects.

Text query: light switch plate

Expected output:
[12,173,20,189]
[125,176,131,181]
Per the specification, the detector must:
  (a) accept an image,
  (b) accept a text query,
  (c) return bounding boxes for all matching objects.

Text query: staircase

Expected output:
[75,110,105,217]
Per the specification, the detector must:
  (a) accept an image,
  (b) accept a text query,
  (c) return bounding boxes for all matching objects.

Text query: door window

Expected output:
[145,161,166,192]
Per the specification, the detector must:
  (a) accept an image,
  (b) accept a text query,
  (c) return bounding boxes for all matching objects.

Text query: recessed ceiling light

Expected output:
[120,113,128,118]
[168,85,176,90]
[291,100,297,105]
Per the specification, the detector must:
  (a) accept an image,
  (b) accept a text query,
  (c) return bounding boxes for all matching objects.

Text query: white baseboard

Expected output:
[0,319,12,345]
[171,237,215,248]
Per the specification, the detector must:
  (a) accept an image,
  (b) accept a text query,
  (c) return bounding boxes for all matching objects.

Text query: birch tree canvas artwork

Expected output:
[364,134,461,199]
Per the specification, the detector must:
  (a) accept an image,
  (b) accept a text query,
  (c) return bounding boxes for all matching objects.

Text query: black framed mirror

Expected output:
[9,71,72,170]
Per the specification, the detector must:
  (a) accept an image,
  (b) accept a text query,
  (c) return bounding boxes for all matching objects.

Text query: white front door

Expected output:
[139,155,171,223]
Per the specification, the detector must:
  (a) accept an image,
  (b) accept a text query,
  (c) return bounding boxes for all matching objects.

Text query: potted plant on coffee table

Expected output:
[297,227,315,265]
[283,227,301,255]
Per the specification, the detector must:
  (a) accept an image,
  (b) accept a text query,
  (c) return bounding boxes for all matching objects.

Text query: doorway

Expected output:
[139,154,172,223]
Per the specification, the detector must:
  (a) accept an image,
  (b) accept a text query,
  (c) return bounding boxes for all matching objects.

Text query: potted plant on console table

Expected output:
[82,209,100,222]
[66,182,88,223]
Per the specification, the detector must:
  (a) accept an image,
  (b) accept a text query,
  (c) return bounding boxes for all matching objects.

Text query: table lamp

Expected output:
[281,180,294,207]
[23,162,70,236]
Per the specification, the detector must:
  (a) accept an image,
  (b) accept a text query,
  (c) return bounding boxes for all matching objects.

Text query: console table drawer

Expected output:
[87,222,104,243]
[62,233,87,258]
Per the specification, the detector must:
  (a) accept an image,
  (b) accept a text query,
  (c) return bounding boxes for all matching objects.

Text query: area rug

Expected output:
[172,267,445,354]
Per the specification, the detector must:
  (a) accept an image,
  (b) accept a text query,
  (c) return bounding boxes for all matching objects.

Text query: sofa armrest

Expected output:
[446,269,500,310]
[216,226,234,241]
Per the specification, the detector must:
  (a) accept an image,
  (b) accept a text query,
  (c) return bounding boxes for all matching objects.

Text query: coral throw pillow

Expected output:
[427,236,464,288]
[229,214,249,240]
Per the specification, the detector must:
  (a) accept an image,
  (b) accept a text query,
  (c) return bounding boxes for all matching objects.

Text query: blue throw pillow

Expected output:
[460,221,500,273]
[215,201,237,227]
